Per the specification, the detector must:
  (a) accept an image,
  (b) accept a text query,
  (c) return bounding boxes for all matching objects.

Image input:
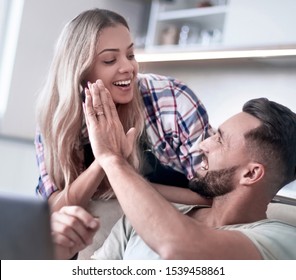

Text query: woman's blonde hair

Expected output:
[36,9,144,200]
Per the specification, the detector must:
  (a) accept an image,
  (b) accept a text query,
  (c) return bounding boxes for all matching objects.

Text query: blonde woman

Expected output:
[35,9,212,212]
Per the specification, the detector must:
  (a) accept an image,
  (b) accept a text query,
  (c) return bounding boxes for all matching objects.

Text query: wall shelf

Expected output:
[145,0,228,49]
[136,45,296,63]
[157,5,228,21]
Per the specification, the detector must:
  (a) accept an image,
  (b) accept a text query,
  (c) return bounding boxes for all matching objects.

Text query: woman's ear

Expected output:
[239,163,265,186]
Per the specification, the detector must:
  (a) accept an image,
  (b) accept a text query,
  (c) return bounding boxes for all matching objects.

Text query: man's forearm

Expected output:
[99,155,192,258]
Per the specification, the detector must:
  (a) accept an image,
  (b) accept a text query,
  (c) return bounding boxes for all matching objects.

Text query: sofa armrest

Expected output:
[78,198,123,260]
[267,202,296,226]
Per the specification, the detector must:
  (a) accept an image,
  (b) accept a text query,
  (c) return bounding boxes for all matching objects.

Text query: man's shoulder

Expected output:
[222,219,296,231]
[222,219,296,259]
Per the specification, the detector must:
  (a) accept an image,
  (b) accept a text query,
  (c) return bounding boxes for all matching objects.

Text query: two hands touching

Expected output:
[51,80,133,259]
[83,80,136,166]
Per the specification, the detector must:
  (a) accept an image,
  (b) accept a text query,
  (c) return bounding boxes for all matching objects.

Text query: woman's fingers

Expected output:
[86,79,120,124]
[89,81,103,114]
[84,88,97,126]
[95,80,112,120]
[83,79,136,160]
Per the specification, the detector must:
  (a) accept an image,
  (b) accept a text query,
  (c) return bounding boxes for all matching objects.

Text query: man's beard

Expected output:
[189,166,238,198]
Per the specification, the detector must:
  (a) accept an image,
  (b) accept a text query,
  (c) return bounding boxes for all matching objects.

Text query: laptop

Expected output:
[0,193,54,259]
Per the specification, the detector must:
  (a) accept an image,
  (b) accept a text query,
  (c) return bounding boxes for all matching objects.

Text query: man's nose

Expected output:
[198,139,206,153]
[198,137,212,153]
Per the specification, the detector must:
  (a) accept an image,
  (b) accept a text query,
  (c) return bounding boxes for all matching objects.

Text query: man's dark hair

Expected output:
[243,98,296,190]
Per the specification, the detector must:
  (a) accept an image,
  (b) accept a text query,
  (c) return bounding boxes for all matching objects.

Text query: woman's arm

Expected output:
[151,183,211,206]
[48,161,106,212]
[141,149,211,205]
[35,128,106,212]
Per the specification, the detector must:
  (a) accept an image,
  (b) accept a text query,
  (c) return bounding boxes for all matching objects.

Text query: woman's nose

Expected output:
[118,58,134,73]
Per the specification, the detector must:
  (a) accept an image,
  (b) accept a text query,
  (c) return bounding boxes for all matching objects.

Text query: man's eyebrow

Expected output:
[127,43,134,49]
[217,128,224,140]
[98,43,134,55]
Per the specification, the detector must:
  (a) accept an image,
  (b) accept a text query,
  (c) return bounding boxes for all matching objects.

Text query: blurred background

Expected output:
[0,0,295,197]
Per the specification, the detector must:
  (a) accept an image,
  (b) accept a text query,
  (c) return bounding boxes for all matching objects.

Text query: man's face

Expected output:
[190,112,261,198]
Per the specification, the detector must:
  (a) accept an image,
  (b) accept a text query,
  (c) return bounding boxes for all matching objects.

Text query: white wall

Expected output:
[224,0,296,47]
[0,138,37,196]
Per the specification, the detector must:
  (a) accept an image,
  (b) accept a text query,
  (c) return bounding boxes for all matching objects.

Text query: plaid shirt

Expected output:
[35,73,212,199]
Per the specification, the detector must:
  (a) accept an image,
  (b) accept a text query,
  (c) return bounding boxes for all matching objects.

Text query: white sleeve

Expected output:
[236,221,296,260]
[91,215,132,260]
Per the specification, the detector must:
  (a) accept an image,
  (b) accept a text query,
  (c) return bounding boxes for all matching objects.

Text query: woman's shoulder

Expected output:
[138,73,201,110]
[137,73,193,97]
[138,73,185,89]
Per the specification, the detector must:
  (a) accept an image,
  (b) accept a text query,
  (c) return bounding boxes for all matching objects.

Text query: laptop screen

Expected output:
[0,193,54,260]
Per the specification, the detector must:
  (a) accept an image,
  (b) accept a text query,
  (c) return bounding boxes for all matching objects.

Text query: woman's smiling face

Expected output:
[86,24,139,105]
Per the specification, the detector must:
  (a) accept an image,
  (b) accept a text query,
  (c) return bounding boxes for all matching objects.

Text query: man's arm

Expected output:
[51,206,99,259]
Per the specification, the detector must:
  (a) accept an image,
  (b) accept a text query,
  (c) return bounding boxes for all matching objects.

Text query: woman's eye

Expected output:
[104,59,116,64]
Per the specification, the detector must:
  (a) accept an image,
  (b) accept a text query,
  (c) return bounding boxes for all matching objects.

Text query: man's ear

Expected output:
[239,163,265,186]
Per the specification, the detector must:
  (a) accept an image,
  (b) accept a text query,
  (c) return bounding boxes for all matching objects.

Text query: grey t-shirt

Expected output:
[92,204,296,260]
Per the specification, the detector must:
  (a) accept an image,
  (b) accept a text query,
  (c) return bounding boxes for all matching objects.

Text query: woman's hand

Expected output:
[84,80,136,165]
